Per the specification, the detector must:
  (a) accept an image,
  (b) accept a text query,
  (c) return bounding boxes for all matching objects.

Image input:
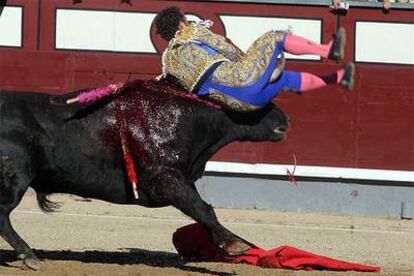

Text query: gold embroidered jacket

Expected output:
[161,22,246,92]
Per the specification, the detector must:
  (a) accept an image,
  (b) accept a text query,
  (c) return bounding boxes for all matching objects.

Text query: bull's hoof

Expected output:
[23,257,40,271]
[221,240,252,256]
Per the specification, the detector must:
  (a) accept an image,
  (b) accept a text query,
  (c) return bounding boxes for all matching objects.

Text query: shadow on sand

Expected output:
[0,248,234,275]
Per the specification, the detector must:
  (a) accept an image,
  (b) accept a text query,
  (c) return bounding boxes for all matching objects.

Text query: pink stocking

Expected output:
[284,34,333,58]
[300,69,345,92]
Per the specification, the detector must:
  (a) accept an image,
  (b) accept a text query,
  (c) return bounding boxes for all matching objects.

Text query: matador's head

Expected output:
[154,6,187,41]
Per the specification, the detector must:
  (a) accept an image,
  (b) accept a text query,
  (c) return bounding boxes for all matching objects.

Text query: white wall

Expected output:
[356,21,414,65]
[56,9,157,53]
[0,6,23,47]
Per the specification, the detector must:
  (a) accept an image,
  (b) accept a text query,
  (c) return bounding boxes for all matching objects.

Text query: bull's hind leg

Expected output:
[0,153,39,270]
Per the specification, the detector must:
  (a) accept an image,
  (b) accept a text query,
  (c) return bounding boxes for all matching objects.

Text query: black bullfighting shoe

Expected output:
[340,62,355,90]
[328,27,346,62]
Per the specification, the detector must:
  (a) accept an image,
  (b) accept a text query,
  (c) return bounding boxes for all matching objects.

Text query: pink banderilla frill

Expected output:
[66,83,125,104]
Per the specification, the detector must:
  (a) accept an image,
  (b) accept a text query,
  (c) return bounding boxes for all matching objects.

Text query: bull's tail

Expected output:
[35,192,62,213]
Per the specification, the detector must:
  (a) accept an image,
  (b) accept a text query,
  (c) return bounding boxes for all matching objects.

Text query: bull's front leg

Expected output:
[0,151,39,270]
[147,167,252,256]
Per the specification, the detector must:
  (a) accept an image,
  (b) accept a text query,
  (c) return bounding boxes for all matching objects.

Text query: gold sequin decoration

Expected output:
[162,23,248,92]
[208,89,262,112]
[211,31,286,88]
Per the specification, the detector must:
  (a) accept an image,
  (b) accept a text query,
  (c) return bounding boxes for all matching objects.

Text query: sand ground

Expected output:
[0,194,413,275]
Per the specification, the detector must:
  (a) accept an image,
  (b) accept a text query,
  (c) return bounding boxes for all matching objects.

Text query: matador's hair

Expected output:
[154,6,185,41]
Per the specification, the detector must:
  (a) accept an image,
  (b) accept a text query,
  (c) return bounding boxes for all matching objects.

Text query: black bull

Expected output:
[0,79,289,269]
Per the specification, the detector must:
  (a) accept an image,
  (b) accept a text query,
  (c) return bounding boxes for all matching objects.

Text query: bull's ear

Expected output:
[120,0,132,5]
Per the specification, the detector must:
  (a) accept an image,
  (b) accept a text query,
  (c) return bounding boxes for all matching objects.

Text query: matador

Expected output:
[155,6,354,111]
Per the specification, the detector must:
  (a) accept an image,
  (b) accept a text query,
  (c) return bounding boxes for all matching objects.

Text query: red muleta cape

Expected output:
[173,223,380,272]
